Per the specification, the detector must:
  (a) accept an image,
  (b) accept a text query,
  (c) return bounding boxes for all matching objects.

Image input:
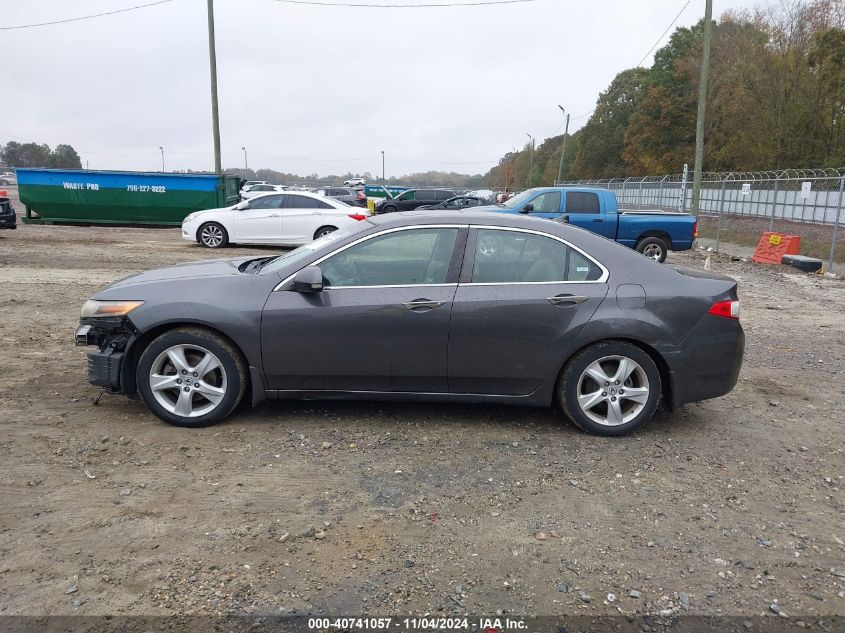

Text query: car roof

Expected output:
[368,209,551,228]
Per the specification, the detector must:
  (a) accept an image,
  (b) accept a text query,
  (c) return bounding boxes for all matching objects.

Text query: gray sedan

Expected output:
[76,211,744,436]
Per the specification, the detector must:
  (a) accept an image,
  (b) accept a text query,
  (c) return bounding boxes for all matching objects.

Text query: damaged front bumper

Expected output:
[75,317,138,392]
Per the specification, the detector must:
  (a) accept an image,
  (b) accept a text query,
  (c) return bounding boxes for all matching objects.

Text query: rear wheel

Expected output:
[198,222,228,248]
[380,205,397,214]
[558,340,661,436]
[313,225,338,240]
[635,236,668,263]
[137,328,247,427]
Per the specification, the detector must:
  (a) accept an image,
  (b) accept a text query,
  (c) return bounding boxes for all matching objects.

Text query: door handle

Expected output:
[592,218,603,222]
[547,294,589,306]
[403,298,446,311]
[269,213,280,218]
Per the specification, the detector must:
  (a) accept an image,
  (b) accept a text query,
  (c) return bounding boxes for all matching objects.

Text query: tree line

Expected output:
[484,0,845,188]
[1,141,83,170]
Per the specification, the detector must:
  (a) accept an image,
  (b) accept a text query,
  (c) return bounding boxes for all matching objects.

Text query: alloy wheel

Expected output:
[642,243,663,261]
[148,344,228,418]
[576,355,650,427]
[200,224,224,247]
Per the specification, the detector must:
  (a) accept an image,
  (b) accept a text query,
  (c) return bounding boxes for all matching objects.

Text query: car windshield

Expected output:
[500,189,540,209]
[261,224,362,274]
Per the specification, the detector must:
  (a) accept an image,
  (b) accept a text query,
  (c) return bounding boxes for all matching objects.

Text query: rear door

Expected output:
[233,194,283,243]
[448,226,609,395]
[261,226,466,392]
[564,191,614,238]
[281,194,336,244]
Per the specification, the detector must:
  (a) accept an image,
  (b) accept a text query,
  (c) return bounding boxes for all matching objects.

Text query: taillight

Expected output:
[348,214,367,221]
[356,191,366,200]
[708,300,740,319]
[693,221,698,238]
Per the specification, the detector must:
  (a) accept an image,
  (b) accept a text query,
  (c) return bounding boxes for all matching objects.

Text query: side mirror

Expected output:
[236,200,249,210]
[292,266,323,293]
[520,203,534,214]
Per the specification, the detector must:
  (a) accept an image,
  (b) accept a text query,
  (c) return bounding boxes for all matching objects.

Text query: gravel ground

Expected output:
[0,193,843,623]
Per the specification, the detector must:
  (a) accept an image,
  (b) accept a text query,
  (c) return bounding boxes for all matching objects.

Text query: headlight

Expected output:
[80,300,144,318]
[183,213,200,223]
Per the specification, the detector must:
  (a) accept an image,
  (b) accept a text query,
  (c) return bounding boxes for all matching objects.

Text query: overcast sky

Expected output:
[2,0,766,177]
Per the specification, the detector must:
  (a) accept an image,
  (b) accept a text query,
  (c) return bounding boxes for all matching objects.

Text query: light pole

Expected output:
[525,133,534,188]
[555,105,570,185]
[206,0,222,174]
[242,146,248,171]
[159,146,165,172]
[381,150,385,183]
[690,0,713,217]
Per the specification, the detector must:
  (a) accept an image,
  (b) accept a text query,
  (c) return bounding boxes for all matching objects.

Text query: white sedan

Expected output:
[239,183,286,199]
[182,191,370,248]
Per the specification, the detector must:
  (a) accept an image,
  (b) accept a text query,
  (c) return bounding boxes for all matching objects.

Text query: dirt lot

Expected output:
[0,192,843,623]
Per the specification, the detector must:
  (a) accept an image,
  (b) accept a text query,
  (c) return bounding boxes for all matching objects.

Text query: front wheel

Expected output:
[635,236,668,263]
[313,225,338,240]
[198,222,228,248]
[137,328,247,427]
[558,340,661,436]
[380,205,397,214]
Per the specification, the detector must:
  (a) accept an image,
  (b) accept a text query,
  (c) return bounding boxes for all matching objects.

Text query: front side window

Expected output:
[445,197,465,208]
[528,191,562,213]
[397,191,415,202]
[471,229,603,283]
[248,194,283,209]
[320,228,459,288]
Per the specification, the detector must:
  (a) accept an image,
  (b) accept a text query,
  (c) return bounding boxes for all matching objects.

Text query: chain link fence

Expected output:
[558,168,845,273]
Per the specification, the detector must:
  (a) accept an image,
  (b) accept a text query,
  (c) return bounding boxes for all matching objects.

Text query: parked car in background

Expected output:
[78,210,743,435]
[0,192,16,229]
[416,195,489,211]
[240,183,286,199]
[376,188,456,214]
[343,177,366,187]
[182,191,368,248]
[481,187,697,263]
[318,186,368,207]
[243,180,268,187]
[0,172,17,186]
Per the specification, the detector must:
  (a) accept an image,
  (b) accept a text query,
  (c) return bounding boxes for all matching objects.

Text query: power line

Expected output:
[270,0,537,7]
[636,0,693,67]
[0,0,176,31]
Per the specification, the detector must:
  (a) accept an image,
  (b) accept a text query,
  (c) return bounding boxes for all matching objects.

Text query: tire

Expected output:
[380,205,397,214]
[313,225,338,240]
[136,327,247,428]
[197,222,229,248]
[635,236,668,263]
[557,340,661,436]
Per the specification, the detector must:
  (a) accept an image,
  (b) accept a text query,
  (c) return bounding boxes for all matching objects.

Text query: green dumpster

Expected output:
[17,168,241,226]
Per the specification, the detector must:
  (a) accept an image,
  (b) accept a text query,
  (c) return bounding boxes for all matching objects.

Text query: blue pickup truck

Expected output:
[484,187,697,262]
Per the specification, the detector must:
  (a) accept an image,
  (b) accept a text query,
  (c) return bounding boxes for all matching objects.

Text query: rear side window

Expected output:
[285,195,332,209]
[566,191,601,213]
[435,190,453,201]
[471,229,603,283]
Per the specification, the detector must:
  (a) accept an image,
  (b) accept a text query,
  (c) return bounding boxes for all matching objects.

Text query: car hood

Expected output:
[97,257,255,292]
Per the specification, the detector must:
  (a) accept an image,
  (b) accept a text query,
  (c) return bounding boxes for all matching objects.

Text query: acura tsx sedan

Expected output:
[76,211,744,436]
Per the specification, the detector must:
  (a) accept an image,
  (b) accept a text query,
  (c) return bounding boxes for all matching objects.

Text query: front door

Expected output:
[233,194,283,243]
[261,226,465,392]
[524,190,563,219]
[449,227,609,395]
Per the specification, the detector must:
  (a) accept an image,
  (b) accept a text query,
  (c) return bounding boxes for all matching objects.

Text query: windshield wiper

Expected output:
[241,257,274,274]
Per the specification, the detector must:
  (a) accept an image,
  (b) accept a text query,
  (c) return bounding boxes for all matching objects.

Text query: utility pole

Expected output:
[159,146,165,172]
[381,150,385,183]
[555,105,570,185]
[690,0,713,217]
[242,146,248,171]
[525,133,534,188]
[206,0,222,174]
